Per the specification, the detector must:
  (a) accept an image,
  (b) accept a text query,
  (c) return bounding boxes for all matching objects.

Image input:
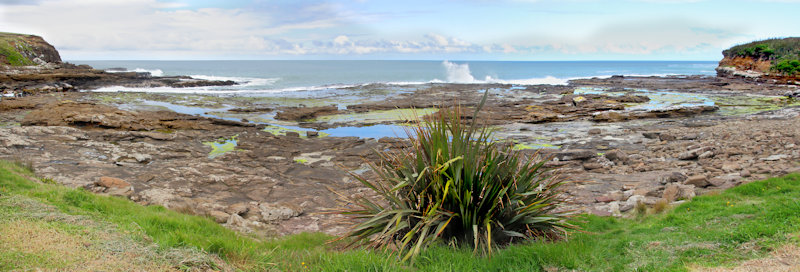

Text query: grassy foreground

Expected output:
[0,160,798,271]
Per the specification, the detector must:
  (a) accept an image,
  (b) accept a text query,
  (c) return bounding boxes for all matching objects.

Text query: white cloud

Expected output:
[0,0,766,59]
[333,35,351,46]
[426,33,450,46]
[0,0,344,57]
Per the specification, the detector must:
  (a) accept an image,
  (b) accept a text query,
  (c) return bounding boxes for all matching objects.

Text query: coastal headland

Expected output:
[1,33,799,237]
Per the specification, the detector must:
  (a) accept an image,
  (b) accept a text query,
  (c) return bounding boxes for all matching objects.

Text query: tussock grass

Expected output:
[1,159,799,271]
[337,98,575,261]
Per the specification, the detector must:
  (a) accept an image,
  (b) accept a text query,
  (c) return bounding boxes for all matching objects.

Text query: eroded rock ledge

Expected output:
[0,32,235,95]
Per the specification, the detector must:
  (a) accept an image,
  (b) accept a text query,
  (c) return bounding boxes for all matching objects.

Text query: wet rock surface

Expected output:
[274,105,339,121]
[0,75,798,237]
[1,63,235,96]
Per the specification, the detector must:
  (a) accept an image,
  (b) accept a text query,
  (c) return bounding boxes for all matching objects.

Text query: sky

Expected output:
[0,0,798,61]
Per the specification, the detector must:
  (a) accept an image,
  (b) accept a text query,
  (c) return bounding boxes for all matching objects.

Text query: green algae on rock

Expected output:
[203,135,238,159]
[263,125,329,138]
[293,158,308,164]
[512,142,562,150]
[713,95,800,116]
[314,108,438,124]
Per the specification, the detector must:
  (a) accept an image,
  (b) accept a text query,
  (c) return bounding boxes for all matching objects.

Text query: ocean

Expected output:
[73,60,718,94]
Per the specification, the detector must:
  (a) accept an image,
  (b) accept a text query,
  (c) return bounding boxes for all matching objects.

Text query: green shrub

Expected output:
[735,44,775,59]
[772,59,800,75]
[337,94,575,261]
[725,37,800,60]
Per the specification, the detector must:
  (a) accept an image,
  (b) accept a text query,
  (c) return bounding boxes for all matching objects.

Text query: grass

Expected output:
[1,159,799,271]
[0,196,204,271]
[0,32,36,66]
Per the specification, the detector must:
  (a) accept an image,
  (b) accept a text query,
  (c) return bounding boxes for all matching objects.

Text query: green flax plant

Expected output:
[336,94,575,261]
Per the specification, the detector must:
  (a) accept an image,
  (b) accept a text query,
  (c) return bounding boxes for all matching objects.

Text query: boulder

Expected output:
[659,134,676,141]
[226,214,248,228]
[659,172,688,184]
[583,162,605,170]
[96,176,130,188]
[225,202,249,216]
[679,133,700,140]
[208,210,230,223]
[662,183,696,202]
[258,202,303,222]
[595,195,615,203]
[678,146,712,160]
[684,175,709,187]
[95,176,132,196]
[554,149,595,161]
[642,132,661,139]
[697,150,715,159]
[621,195,646,212]
[135,188,177,207]
[708,174,742,188]
[721,162,741,172]
[604,149,629,162]
[595,191,624,203]
[740,169,752,178]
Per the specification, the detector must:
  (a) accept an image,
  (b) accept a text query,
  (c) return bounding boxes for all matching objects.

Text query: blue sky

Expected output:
[0,0,798,60]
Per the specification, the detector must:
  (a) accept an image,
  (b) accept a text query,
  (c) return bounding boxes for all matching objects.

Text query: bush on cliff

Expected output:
[336,95,575,261]
[773,59,800,75]
[724,37,800,61]
[724,37,800,75]
[734,44,775,59]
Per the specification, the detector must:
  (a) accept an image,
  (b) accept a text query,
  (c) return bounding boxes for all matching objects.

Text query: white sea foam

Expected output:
[498,76,570,85]
[442,60,477,83]
[189,75,280,87]
[441,60,571,85]
[133,68,164,77]
[90,62,704,95]
[106,68,164,77]
[87,83,360,95]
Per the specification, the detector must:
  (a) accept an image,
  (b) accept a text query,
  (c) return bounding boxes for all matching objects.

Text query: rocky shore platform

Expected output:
[0,63,236,95]
[0,74,798,237]
[1,32,235,94]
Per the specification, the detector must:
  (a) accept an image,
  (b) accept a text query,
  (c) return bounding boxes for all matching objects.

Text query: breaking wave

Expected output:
[441,60,570,85]
[105,68,164,77]
[189,75,280,87]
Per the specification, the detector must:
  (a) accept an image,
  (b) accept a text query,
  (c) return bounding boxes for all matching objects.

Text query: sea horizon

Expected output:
[74,60,719,95]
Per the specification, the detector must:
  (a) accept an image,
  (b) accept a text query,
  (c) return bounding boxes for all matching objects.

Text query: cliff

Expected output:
[717,37,800,84]
[0,32,61,66]
[0,32,235,95]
